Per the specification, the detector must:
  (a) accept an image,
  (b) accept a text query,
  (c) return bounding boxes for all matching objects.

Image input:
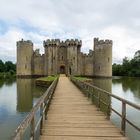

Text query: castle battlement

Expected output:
[65,39,82,46]
[94,38,112,45]
[17,39,33,47]
[43,39,82,47]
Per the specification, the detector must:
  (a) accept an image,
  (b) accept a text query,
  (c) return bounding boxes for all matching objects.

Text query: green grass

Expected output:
[36,75,57,81]
[73,76,91,81]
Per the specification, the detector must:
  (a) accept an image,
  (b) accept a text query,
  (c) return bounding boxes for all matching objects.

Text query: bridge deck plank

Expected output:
[40,75,128,140]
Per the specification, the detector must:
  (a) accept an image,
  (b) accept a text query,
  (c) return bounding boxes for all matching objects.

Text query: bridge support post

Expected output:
[30,117,35,140]
[121,101,126,136]
[40,103,44,135]
[97,91,101,111]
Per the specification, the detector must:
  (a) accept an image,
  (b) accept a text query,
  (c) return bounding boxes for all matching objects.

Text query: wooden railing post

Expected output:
[40,103,44,135]
[97,91,101,110]
[87,85,90,98]
[45,101,48,120]
[30,117,35,140]
[121,101,126,135]
[106,94,111,120]
[91,88,95,104]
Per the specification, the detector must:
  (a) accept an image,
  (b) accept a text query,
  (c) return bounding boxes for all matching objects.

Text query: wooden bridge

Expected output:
[40,75,128,140]
[12,75,140,140]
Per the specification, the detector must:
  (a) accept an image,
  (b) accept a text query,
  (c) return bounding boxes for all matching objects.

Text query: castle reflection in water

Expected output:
[16,79,46,112]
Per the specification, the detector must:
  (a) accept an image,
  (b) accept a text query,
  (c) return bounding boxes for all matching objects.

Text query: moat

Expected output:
[0,77,140,140]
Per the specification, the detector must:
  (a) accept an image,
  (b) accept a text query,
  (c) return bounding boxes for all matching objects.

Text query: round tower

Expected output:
[17,39,33,77]
[93,38,112,77]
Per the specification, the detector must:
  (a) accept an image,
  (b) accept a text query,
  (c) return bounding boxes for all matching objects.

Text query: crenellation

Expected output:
[94,38,99,45]
[67,39,82,46]
[94,38,112,46]
[105,39,113,44]
[44,39,82,47]
[98,40,104,44]
[17,39,33,47]
[44,39,60,46]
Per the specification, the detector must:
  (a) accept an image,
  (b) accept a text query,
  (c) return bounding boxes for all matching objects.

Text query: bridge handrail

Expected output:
[71,77,140,135]
[11,77,58,140]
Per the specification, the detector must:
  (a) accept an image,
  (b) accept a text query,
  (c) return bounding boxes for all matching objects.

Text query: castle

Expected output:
[16,38,112,77]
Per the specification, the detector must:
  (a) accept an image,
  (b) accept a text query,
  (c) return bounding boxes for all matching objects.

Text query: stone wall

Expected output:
[33,49,44,76]
[83,50,94,76]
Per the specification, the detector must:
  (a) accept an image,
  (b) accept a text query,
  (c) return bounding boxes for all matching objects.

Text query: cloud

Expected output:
[0,28,25,62]
[0,0,140,63]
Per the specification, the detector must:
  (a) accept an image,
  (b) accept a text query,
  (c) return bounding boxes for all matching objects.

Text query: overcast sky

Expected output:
[0,0,140,63]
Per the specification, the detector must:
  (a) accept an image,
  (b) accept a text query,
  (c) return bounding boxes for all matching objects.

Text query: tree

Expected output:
[0,60,5,72]
[5,61,16,72]
[134,50,140,59]
[133,50,140,67]
[112,50,140,77]
[122,57,131,76]
[112,63,124,76]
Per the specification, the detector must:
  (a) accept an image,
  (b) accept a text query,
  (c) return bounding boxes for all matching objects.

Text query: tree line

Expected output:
[0,60,16,79]
[113,50,140,77]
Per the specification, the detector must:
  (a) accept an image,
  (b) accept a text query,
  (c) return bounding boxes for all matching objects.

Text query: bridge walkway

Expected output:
[40,75,128,140]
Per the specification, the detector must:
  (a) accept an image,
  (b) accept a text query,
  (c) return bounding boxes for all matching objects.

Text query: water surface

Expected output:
[0,78,46,140]
[91,77,140,140]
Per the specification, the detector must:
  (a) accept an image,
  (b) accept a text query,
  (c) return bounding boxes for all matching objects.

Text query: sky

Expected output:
[0,0,140,63]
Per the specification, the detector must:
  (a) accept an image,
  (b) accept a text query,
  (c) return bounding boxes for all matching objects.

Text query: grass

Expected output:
[36,75,57,81]
[73,76,91,81]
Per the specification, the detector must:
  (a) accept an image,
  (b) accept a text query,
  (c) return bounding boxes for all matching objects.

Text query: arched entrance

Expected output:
[69,67,71,75]
[60,65,65,74]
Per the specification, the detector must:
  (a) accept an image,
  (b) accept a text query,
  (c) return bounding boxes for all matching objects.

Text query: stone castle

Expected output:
[16,38,112,77]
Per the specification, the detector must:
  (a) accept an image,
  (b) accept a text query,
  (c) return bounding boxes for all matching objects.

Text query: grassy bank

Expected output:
[36,75,58,87]
[73,76,92,81]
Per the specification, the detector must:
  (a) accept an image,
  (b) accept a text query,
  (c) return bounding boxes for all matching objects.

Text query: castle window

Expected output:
[99,66,100,70]
[73,57,75,60]
[62,56,63,60]
[54,57,55,60]
[108,57,110,62]
[25,64,27,69]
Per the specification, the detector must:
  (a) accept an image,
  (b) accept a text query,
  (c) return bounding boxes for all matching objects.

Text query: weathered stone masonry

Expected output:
[16,38,112,77]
